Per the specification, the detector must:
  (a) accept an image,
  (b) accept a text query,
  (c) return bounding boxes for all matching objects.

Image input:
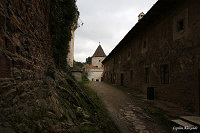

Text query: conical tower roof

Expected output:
[92,45,106,57]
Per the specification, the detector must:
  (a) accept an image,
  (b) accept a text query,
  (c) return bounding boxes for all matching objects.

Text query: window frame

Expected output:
[176,18,185,32]
[160,64,170,84]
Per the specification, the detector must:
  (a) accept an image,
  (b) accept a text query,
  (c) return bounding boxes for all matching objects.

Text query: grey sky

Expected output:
[74,0,158,62]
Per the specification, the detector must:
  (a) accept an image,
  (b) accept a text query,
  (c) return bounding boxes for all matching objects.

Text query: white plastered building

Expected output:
[84,45,106,82]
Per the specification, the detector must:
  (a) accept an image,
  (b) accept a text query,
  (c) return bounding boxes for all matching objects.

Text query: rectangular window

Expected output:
[130,70,133,81]
[144,67,149,83]
[173,8,188,41]
[128,50,131,58]
[177,18,184,32]
[143,40,147,49]
[160,64,169,84]
[118,55,121,64]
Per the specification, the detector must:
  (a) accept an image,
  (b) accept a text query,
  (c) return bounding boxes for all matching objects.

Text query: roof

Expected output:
[102,0,187,64]
[83,64,98,69]
[92,45,106,57]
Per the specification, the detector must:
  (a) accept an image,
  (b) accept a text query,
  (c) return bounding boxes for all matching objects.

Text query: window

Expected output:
[128,50,131,58]
[173,9,188,40]
[118,55,121,64]
[16,46,20,54]
[130,70,133,81]
[160,64,169,84]
[143,40,147,49]
[144,67,149,83]
[177,18,184,32]
[99,60,101,62]
[142,38,148,53]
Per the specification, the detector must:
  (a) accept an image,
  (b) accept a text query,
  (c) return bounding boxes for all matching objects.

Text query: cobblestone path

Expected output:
[88,82,168,133]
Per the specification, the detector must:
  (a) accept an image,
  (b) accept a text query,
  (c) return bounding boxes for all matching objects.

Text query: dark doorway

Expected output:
[121,73,124,86]
[96,79,99,82]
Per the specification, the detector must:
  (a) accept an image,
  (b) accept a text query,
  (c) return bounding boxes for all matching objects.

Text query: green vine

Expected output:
[51,0,79,70]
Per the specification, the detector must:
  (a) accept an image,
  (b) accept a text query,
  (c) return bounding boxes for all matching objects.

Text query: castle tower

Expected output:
[83,44,106,82]
[92,45,106,68]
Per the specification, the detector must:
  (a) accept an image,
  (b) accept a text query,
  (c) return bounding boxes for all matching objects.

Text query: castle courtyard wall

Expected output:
[103,0,200,114]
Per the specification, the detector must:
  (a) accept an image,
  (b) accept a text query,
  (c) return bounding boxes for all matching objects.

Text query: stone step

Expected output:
[180,116,200,127]
[171,119,199,133]
[171,119,194,128]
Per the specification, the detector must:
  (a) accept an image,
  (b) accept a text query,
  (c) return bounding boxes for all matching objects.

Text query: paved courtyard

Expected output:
[88,82,170,133]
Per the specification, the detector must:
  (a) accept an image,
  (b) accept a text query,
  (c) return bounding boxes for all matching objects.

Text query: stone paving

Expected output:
[88,82,169,133]
[119,102,150,133]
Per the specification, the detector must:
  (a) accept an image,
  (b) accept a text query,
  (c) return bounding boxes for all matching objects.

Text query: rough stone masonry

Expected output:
[0,0,119,132]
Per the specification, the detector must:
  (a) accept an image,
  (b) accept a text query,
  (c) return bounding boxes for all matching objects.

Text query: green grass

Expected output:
[79,81,120,133]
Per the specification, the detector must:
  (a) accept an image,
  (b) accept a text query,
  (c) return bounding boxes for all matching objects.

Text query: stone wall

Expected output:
[72,71,82,81]
[103,0,200,114]
[0,0,53,100]
[0,0,52,80]
[0,1,119,132]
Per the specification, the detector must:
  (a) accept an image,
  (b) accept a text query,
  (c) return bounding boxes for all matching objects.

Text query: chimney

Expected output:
[138,12,145,21]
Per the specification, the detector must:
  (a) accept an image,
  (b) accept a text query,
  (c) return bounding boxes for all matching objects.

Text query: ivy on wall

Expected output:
[51,0,79,70]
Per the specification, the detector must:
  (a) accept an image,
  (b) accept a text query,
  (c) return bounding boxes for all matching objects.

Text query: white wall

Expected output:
[87,69,103,82]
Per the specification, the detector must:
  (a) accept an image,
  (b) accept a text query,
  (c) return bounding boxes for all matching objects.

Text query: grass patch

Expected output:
[79,81,120,133]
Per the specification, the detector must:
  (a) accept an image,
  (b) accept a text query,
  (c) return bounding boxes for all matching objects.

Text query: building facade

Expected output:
[103,0,200,115]
[84,45,106,82]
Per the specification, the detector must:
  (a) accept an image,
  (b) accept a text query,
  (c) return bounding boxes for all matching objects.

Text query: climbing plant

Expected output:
[51,0,79,70]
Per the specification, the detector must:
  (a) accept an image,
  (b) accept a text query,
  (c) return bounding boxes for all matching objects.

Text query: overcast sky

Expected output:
[74,0,158,62]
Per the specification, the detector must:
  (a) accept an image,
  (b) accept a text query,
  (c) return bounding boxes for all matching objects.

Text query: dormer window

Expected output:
[138,12,145,21]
